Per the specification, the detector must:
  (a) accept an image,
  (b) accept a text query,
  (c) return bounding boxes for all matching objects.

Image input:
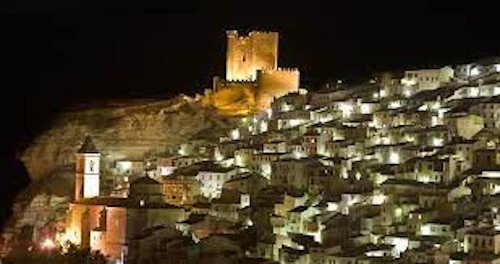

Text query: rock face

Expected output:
[1,95,231,253]
[21,95,232,183]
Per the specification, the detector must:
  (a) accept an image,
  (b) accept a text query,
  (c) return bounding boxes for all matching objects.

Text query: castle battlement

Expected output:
[222,79,255,84]
[226,30,278,39]
[249,30,278,36]
[258,67,300,74]
[207,29,300,114]
[226,30,238,36]
[226,30,250,41]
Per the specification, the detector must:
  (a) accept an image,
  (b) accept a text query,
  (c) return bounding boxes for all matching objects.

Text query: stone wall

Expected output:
[203,77,256,115]
[67,203,103,248]
[226,30,278,81]
[105,207,126,259]
[256,68,300,109]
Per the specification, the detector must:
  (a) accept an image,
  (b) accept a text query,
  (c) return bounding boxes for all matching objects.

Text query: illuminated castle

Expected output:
[203,30,300,115]
[226,30,279,81]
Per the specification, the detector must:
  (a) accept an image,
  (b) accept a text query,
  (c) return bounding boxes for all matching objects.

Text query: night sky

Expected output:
[1,0,500,226]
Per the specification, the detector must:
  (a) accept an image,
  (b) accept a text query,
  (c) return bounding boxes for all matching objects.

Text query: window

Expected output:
[89,160,95,172]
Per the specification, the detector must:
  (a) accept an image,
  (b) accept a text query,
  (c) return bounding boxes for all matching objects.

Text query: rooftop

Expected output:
[131,176,161,185]
[288,205,308,213]
[178,214,206,225]
[465,227,500,236]
[73,197,181,209]
[78,135,99,153]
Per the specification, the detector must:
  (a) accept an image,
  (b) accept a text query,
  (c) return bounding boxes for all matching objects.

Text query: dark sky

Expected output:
[1,0,499,226]
[4,0,500,148]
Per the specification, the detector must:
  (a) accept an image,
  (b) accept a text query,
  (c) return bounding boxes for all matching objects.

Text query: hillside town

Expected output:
[2,31,500,264]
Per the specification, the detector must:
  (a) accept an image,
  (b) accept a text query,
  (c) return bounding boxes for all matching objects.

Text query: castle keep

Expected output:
[226,30,278,81]
[203,30,300,115]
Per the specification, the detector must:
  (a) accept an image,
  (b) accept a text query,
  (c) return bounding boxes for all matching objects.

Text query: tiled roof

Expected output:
[73,197,180,209]
[78,135,99,153]
[131,176,161,185]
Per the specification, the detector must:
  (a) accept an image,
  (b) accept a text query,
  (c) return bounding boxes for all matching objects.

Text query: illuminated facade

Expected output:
[226,30,278,81]
[163,175,200,206]
[65,138,186,263]
[464,228,500,254]
[196,166,238,199]
[75,135,101,201]
[202,30,300,115]
[10,38,500,264]
[400,66,454,91]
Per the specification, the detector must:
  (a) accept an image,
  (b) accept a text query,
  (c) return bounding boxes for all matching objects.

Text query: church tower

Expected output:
[75,135,101,201]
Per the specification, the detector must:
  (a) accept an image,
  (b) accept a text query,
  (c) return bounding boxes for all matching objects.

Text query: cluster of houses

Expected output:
[3,56,500,264]
[91,57,500,264]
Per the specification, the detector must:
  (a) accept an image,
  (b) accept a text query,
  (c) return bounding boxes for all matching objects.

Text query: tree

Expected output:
[5,242,106,264]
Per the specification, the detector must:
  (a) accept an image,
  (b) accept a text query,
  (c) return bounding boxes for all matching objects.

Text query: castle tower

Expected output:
[226,30,278,81]
[75,135,101,201]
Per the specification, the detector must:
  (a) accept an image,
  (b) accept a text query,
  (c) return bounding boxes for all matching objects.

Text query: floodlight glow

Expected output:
[389,151,400,164]
[471,67,480,76]
[372,193,387,205]
[360,104,372,114]
[231,129,240,140]
[40,238,56,250]
[260,121,268,132]
[432,137,444,147]
[403,88,412,97]
[339,103,353,118]
[401,78,417,86]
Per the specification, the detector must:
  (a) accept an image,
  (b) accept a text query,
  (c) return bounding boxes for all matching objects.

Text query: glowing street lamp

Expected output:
[470,67,480,77]
[339,103,353,118]
[231,129,240,140]
[40,238,56,250]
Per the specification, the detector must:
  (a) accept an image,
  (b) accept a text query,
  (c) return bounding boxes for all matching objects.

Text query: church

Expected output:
[63,136,186,263]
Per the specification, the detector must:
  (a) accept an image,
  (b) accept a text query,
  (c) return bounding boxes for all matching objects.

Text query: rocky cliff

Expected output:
[20,95,232,184]
[1,95,234,251]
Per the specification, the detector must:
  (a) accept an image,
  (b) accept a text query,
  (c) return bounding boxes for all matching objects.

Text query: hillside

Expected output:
[20,95,232,184]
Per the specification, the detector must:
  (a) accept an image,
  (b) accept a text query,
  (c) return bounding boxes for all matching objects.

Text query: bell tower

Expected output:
[75,135,101,201]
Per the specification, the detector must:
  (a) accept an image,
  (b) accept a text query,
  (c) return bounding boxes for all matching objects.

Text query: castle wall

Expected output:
[256,68,300,109]
[249,32,278,77]
[226,30,278,81]
[208,77,256,115]
[204,30,298,115]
